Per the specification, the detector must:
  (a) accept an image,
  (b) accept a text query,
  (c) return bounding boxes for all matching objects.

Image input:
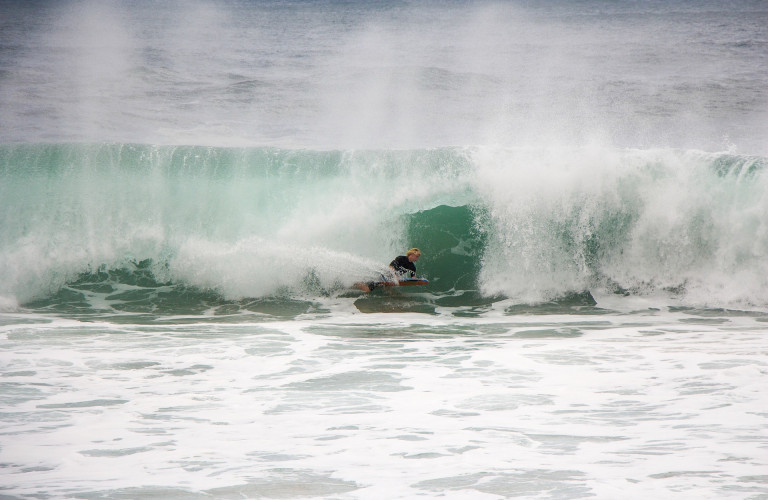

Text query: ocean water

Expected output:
[1,1,767,499]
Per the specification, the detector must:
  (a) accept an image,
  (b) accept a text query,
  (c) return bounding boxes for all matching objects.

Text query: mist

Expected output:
[1,0,766,153]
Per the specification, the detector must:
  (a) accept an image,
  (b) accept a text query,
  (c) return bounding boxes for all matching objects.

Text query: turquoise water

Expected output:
[1,1,767,498]
[1,144,766,313]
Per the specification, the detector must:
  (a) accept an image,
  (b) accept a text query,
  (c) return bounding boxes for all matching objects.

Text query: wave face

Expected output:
[1,143,766,311]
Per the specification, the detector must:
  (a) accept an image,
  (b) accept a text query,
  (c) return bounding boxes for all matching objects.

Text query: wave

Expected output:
[1,143,766,312]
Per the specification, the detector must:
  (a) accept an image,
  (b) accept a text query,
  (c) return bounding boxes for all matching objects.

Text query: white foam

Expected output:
[1,304,766,498]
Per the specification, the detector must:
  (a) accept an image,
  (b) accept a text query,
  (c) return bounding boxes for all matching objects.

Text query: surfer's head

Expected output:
[406,248,421,262]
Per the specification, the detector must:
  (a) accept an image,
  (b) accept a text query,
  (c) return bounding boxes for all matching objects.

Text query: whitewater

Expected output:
[1,1,767,499]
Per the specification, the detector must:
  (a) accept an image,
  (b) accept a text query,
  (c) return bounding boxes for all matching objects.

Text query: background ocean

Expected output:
[1,1,767,499]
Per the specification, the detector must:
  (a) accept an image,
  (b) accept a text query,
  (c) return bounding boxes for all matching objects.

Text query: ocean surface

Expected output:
[1,1,767,499]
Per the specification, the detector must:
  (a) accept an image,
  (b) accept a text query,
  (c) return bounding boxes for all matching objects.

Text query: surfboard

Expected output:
[354,278,428,292]
[379,277,429,287]
[398,277,429,286]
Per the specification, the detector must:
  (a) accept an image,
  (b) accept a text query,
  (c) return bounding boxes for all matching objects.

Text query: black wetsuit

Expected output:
[389,255,416,277]
[365,255,416,291]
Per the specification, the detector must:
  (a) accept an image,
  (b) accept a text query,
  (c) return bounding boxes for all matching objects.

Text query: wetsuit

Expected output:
[364,255,416,291]
[389,255,416,277]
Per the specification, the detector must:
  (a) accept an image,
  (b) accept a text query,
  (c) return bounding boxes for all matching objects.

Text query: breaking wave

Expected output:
[1,143,766,312]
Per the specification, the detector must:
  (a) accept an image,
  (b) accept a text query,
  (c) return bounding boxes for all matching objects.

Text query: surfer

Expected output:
[389,248,421,278]
[355,248,422,293]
